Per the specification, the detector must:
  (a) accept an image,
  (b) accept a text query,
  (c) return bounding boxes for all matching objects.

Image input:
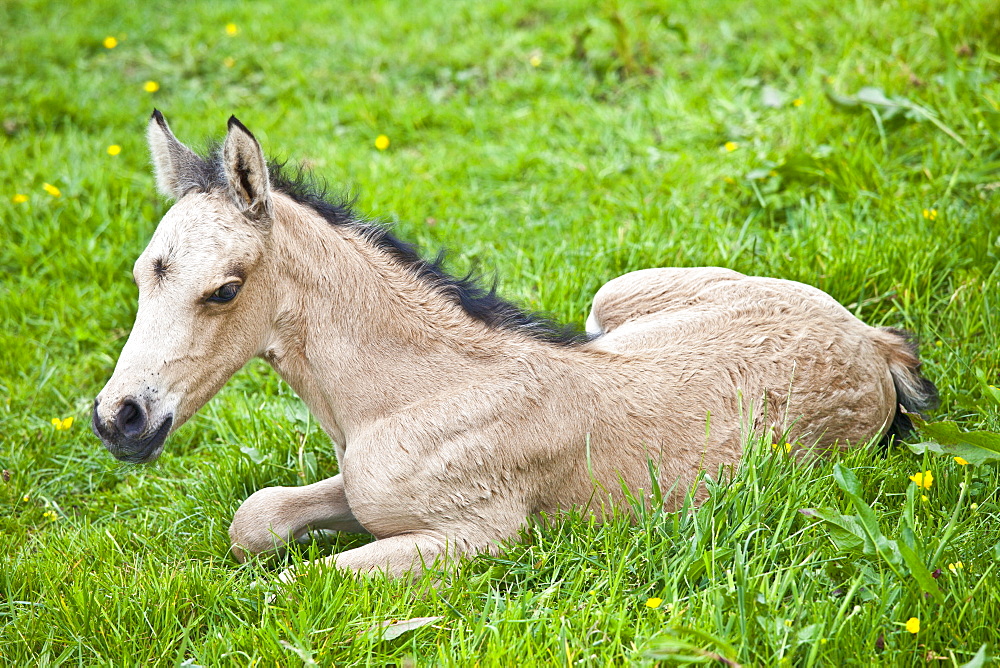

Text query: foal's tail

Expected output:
[872,327,939,443]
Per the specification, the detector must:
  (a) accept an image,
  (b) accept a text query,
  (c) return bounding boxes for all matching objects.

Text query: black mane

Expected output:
[264,160,588,346]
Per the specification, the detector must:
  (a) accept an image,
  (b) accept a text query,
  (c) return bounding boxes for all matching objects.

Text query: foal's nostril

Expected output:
[91,398,103,439]
[117,399,147,438]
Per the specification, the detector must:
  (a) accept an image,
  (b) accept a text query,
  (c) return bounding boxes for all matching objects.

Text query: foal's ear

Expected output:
[222,116,272,223]
[147,110,208,200]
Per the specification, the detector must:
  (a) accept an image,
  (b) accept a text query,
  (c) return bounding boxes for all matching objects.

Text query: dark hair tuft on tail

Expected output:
[878,327,939,445]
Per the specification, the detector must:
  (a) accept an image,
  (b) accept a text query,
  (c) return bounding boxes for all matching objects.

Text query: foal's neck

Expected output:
[262,193,547,450]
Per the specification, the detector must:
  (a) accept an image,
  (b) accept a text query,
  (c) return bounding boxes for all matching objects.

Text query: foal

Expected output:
[93,112,937,578]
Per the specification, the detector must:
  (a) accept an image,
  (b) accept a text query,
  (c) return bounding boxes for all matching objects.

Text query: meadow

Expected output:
[2,0,999,664]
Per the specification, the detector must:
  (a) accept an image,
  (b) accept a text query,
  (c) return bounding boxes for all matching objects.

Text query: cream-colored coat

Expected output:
[92,113,937,579]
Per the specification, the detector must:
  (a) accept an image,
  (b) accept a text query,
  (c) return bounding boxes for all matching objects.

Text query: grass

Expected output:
[2,0,999,664]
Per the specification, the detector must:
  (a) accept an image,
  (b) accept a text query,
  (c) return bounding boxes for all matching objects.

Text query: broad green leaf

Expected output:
[800,507,865,551]
[761,85,786,108]
[367,616,442,641]
[822,82,964,145]
[833,465,902,568]
[646,627,741,666]
[832,463,862,496]
[908,441,946,456]
[822,81,868,111]
[896,530,943,603]
[796,623,824,645]
[974,369,1000,405]
[959,644,991,668]
[278,640,317,667]
[745,168,773,181]
[907,415,1000,465]
[899,524,918,552]
[822,83,902,120]
[872,534,903,569]
[855,86,897,108]
[239,445,268,465]
[300,449,319,483]
[283,401,312,430]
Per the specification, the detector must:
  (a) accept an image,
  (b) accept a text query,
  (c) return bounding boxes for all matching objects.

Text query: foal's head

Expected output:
[93,112,278,463]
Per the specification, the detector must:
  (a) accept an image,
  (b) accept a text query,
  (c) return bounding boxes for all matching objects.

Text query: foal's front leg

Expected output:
[278,531,460,582]
[229,473,368,562]
[277,509,523,582]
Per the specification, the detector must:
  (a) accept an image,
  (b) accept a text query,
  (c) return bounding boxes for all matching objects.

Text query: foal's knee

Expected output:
[228,486,303,562]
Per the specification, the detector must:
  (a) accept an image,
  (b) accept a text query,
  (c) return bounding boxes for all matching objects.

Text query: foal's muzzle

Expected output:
[92,398,173,464]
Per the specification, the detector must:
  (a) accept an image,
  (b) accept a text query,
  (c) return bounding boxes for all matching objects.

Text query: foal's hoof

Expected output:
[277,566,300,585]
[228,537,288,564]
[275,555,337,586]
[230,543,249,564]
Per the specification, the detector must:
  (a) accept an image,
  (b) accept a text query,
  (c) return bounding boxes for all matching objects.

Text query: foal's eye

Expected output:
[207,282,242,303]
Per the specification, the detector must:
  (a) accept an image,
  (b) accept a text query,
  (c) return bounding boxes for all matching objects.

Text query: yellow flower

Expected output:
[223,57,236,68]
[792,98,803,107]
[723,176,736,184]
[103,36,118,49]
[724,141,739,152]
[921,495,928,502]
[909,470,933,489]
[770,442,792,453]
[51,416,74,431]
[144,80,160,93]
[107,144,121,156]
[42,183,61,197]
[43,510,58,522]
[225,23,238,36]
[954,456,968,466]
[529,54,542,67]
[22,494,29,502]
[935,340,943,347]
[922,208,938,220]
[947,561,964,573]
[375,134,390,151]
[12,193,28,204]
[905,617,920,634]
[645,597,663,608]
[971,503,979,510]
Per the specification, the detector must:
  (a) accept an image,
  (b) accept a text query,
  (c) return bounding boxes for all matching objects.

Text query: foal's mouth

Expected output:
[96,415,174,464]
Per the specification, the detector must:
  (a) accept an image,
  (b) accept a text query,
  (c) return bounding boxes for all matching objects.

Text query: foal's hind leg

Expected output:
[229,474,368,562]
[586,267,743,336]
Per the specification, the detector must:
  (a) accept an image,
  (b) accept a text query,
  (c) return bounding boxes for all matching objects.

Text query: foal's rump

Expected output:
[584,267,927,452]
